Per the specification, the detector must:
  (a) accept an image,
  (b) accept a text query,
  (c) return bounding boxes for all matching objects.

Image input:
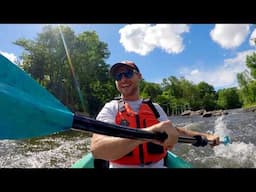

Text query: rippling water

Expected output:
[170,108,256,168]
[0,131,91,168]
[1,108,255,168]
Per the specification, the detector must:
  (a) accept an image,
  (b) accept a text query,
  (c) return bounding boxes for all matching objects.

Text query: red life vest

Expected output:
[111,98,167,165]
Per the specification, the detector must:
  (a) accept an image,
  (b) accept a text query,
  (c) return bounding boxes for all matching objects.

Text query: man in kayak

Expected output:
[91,60,220,168]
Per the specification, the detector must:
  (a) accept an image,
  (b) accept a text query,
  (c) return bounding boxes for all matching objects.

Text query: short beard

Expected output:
[120,86,139,99]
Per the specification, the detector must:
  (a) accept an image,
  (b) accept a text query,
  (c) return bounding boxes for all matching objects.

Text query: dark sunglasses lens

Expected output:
[114,70,134,81]
[124,70,133,78]
[114,73,122,81]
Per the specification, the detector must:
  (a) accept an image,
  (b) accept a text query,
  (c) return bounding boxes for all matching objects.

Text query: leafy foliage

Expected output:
[14,25,116,116]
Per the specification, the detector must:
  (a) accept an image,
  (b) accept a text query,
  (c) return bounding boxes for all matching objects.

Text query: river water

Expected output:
[0,108,255,168]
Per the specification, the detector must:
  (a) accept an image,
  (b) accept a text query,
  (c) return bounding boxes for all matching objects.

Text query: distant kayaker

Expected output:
[91,60,220,168]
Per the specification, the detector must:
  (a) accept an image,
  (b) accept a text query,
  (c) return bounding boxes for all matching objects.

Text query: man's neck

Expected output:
[121,95,140,101]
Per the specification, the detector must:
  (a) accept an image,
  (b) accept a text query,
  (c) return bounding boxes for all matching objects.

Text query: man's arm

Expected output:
[91,134,144,160]
[176,127,220,146]
[154,103,219,146]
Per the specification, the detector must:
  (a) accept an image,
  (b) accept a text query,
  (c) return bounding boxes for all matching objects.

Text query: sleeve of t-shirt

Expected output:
[96,100,118,124]
[153,103,169,121]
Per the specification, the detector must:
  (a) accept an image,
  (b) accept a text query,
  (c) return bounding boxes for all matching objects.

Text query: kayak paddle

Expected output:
[0,53,169,140]
[0,53,228,147]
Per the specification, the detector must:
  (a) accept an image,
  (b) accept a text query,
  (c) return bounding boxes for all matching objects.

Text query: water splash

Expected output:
[214,116,232,138]
[213,115,256,167]
[213,141,256,167]
[0,132,91,168]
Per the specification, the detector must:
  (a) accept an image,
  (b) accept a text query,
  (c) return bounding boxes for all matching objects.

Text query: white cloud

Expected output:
[190,69,199,75]
[181,49,255,89]
[210,24,250,49]
[119,24,189,56]
[249,28,256,46]
[0,51,18,64]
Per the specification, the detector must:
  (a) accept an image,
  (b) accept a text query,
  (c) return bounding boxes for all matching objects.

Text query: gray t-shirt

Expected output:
[96,99,169,123]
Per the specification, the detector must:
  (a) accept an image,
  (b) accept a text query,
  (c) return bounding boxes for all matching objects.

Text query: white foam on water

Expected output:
[214,116,232,138]
[213,141,256,167]
[0,137,90,168]
[212,116,256,167]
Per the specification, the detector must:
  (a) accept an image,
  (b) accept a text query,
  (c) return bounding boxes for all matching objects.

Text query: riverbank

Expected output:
[243,104,256,112]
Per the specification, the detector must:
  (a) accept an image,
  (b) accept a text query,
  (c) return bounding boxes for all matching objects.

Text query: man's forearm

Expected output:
[176,127,209,137]
[91,134,144,160]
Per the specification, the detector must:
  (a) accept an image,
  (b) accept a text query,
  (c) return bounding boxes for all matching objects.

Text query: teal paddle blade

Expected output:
[0,54,70,109]
[0,54,74,139]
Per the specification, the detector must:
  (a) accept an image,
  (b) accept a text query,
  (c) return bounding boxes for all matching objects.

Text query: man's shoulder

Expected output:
[152,102,161,108]
[104,99,119,107]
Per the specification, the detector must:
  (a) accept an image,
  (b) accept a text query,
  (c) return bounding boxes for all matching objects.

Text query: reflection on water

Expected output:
[0,108,255,168]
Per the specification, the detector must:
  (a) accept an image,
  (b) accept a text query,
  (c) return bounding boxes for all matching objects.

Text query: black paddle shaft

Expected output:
[178,135,209,146]
[72,113,168,142]
[72,114,209,146]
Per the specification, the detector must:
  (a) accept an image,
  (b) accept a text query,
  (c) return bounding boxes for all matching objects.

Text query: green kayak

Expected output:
[71,151,192,168]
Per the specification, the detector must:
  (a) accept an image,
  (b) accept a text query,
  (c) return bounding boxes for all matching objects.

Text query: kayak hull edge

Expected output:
[71,151,192,168]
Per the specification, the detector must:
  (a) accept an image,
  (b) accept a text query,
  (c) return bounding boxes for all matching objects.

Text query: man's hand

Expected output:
[145,120,179,148]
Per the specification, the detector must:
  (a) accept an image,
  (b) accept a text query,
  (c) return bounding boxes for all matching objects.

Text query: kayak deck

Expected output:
[72,151,192,168]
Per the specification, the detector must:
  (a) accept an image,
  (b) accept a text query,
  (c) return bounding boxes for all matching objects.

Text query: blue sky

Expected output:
[1,24,256,91]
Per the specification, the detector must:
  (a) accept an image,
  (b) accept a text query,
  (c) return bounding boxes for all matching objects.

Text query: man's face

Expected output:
[113,66,141,99]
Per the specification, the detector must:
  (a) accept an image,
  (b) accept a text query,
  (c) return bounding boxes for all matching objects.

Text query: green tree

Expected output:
[197,81,217,111]
[237,53,256,107]
[246,52,256,79]
[217,87,242,109]
[160,76,196,113]
[14,25,115,116]
[140,80,162,102]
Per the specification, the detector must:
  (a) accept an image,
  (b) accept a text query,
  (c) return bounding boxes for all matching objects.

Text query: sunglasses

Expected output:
[113,69,137,81]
